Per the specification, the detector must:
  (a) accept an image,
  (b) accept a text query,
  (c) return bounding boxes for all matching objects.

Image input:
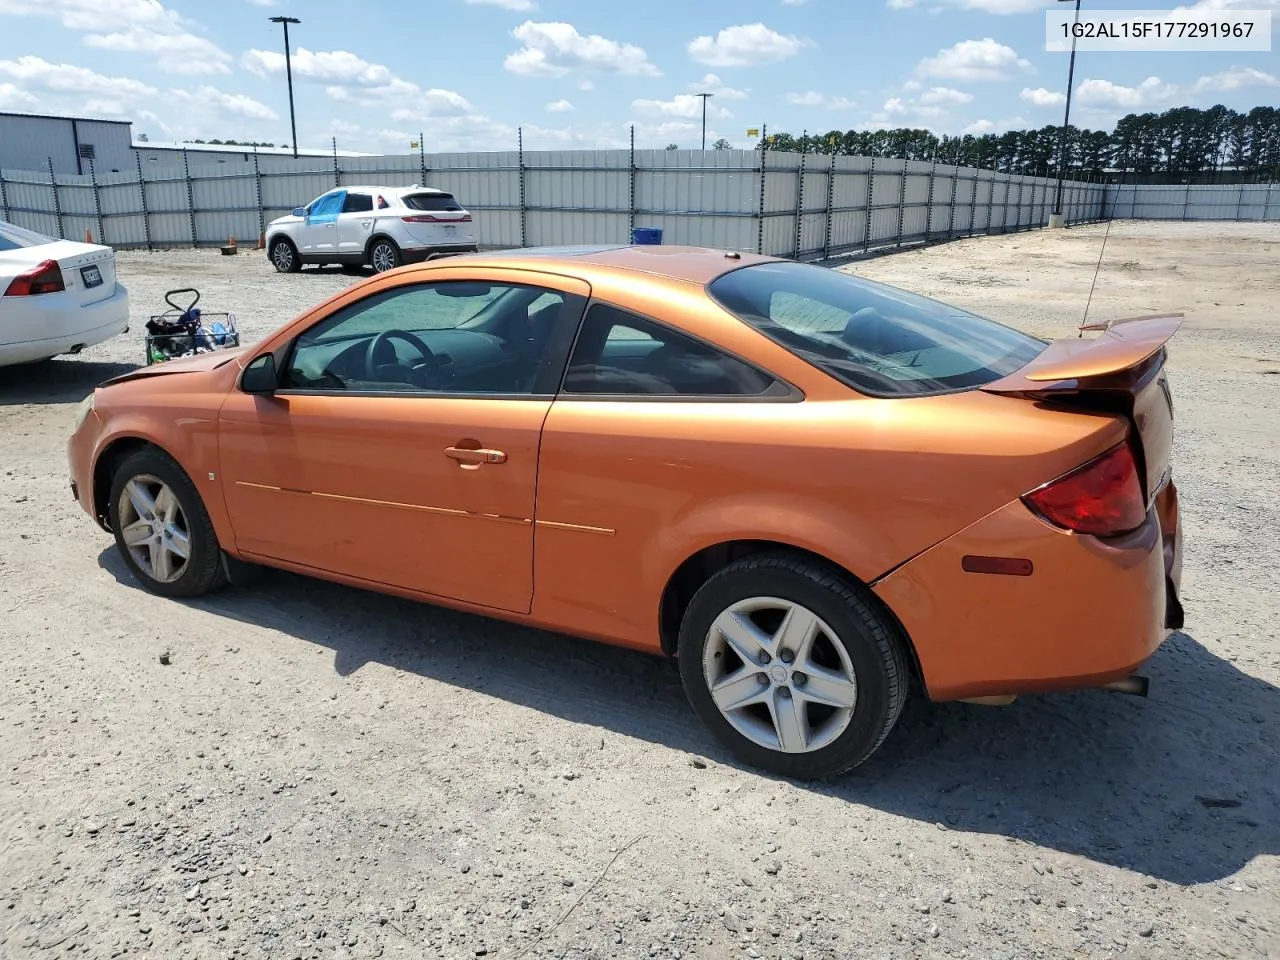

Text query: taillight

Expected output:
[4,259,66,297]
[1022,442,1146,537]
[400,213,471,223]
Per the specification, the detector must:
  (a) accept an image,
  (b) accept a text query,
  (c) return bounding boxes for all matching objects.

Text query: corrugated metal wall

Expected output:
[1106,182,1280,221]
[0,146,1123,258]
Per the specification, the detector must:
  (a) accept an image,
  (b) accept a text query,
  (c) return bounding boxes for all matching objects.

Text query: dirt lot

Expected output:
[1,221,1277,960]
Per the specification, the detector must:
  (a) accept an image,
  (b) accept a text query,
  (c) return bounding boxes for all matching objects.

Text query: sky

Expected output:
[0,0,1276,154]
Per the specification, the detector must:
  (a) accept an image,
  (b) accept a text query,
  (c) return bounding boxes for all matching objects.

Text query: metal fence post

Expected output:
[0,166,9,223]
[924,161,936,243]
[948,165,959,239]
[253,147,265,240]
[47,158,64,239]
[968,170,978,237]
[794,131,807,259]
[1235,180,1246,221]
[862,156,875,253]
[999,174,1010,233]
[822,154,835,261]
[183,149,196,248]
[332,137,341,188]
[628,124,636,244]
[89,157,104,245]
[419,132,427,184]
[757,123,768,256]
[1263,180,1274,223]
[895,161,908,248]
[135,152,153,252]
[517,127,527,248]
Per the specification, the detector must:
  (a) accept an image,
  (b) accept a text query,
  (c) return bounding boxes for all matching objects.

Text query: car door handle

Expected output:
[444,446,507,466]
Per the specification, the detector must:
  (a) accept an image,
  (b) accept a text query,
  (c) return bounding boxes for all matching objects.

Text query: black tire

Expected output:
[368,238,402,273]
[107,448,227,599]
[676,554,909,780]
[269,237,301,273]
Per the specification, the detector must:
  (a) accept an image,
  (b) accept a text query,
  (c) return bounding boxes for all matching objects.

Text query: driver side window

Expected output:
[282,281,579,397]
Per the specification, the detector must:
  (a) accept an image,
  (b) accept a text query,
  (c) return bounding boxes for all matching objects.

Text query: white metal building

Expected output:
[133,140,376,169]
[0,111,135,175]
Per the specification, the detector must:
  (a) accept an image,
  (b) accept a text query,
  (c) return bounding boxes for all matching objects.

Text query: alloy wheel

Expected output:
[272,242,294,271]
[116,475,191,584]
[371,242,397,273]
[702,596,858,754]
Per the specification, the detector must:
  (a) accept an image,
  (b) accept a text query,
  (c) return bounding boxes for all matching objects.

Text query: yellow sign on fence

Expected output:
[746,128,759,138]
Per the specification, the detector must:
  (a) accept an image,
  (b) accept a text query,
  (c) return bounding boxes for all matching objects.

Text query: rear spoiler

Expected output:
[981,313,1184,395]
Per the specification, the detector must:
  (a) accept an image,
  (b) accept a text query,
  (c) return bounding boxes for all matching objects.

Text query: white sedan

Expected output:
[265,185,479,274]
[0,220,130,367]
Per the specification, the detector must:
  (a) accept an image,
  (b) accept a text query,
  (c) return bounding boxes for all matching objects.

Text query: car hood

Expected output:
[102,346,249,386]
[268,214,303,227]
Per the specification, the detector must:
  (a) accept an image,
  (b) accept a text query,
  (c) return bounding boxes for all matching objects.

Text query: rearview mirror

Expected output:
[241,353,278,394]
[292,207,306,217]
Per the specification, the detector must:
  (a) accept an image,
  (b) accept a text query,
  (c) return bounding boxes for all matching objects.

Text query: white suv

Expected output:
[266,185,479,274]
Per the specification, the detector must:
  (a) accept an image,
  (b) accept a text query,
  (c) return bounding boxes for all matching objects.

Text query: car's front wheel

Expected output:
[269,238,301,273]
[368,238,402,273]
[107,448,227,598]
[677,554,909,780]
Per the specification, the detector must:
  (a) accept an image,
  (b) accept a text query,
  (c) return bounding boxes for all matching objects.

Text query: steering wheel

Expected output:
[365,329,434,380]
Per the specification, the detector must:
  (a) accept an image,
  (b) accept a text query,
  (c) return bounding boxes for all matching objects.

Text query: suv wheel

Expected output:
[270,238,301,273]
[369,239,402,273]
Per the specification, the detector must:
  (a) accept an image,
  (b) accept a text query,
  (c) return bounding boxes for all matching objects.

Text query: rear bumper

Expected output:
[874,478,1183,702]
[400,244,479,263]
[0,284,130,366]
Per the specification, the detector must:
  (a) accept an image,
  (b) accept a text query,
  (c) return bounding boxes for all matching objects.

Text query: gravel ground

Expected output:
[1,221,1277,960]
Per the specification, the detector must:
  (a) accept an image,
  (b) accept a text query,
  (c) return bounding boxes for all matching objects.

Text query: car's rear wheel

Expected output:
[108,448,227,599]
[369,238,402,273]
[677,554,909,780]
[270,238,300,273]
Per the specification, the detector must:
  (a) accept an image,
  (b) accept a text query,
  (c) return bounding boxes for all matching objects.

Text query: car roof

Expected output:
[453,244,780,285]
[342,185,450,196]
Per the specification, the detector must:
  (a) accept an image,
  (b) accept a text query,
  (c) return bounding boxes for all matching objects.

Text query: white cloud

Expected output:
[467,0,537,8]
[687,23,807,67]
[0,56,157,99]
[0,0,231,75]
[0,82,38,110]
[1191,66,1279,93]
[918,86,973,105]
[886,0,917,7]
[690,73,749,100]
[947,0,1051,10]
[244,0,277,6]
[782,0,809,5]
[1019,86,1066,108]
[785,91,856,109]
[1076,76,1177,108]
[171,86,278,122]
[1178,0,1280,9]
[632,94,732,119]
[964,118,996,134]
[504,21,661,77]
[916,38,1032,82]
[545,99,574,113]
[577,78,595,91]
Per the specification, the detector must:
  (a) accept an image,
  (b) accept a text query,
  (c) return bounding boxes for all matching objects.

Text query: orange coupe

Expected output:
[67,245,1184,779]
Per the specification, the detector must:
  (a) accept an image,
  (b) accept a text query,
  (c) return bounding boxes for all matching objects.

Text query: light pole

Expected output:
[1051,0,1082,227]
[270,15,302,159]
[695,92,714,151]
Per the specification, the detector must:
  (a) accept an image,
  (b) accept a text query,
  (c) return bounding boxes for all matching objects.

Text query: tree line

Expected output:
[731,106,1280,181]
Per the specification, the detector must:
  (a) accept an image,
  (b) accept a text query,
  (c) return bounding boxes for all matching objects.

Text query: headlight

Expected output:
[72,392,95,432]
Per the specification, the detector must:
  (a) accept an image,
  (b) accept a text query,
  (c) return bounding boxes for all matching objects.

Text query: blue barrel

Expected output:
[632,226,663,245]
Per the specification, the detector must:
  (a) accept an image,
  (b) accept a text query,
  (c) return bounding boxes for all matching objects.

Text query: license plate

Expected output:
[81,265,103,288]
[443,225,456,235]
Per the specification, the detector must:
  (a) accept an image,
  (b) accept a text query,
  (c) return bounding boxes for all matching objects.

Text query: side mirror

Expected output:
[292,207,306,217]
[240,353,278,394]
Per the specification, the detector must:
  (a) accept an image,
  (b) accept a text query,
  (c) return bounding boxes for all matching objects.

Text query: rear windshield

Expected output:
[401,193,463,212]
[708,261,1046,397]
[0,222,54,251]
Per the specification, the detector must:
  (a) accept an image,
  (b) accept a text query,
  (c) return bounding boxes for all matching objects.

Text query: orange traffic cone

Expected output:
[229,235,237,250]
[84,228,93,243]
[256,231,265,250]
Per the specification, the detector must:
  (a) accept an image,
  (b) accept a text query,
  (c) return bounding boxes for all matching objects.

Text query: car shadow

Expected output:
[97,547,1278,887]
[0,358,138,406]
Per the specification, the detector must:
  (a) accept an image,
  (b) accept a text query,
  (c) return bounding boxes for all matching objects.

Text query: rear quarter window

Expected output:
[708,261,1046,397]
[0,223,54,251]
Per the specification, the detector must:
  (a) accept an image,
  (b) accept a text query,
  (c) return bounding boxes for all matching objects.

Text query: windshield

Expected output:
[708,261,1047,397]
[0,222,55,252]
